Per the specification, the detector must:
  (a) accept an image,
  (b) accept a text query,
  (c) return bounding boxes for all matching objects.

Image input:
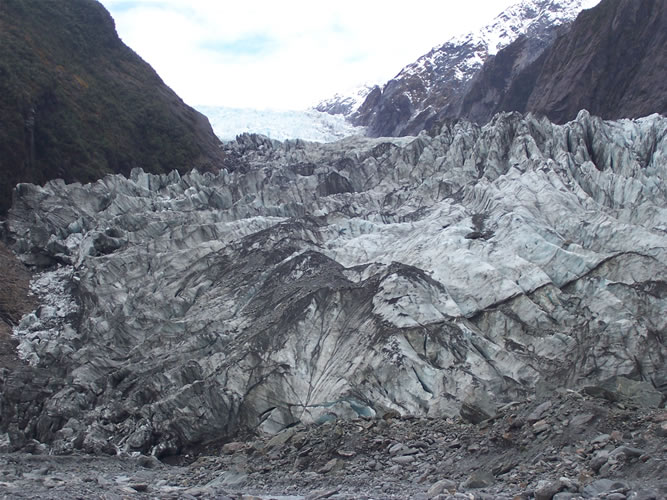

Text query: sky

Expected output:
[98,0,518,111]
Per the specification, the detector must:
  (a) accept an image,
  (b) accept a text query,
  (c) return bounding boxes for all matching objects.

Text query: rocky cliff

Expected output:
[459,0,667,124]
[0,0,224,215]
[3,111,665,457]
[524,0,667,123]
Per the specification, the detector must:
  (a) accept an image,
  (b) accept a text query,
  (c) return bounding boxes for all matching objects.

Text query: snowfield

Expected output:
[196,106,366,143]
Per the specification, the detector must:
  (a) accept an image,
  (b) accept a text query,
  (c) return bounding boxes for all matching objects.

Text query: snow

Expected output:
[478,0,600,55]
[314,84,376,117]
[196,106,366,143]
[581,0,602,8]
[403,0,602,82]
[313,0,603,126]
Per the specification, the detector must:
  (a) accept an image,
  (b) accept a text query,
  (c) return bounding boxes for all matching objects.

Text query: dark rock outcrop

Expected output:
[0,0,224,214]
[457,32,565,124]
[0,242,35,371]
[524,0,667,123]
[460,0,667,124]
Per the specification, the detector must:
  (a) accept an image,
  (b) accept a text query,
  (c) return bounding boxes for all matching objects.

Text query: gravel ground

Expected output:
[0,390,665,499]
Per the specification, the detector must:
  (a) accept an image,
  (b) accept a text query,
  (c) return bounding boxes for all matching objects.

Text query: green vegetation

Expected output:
[0,0,224,214]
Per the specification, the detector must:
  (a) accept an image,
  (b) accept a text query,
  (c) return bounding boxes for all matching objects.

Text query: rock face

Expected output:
[524,0,667,123]
[457,31,566,125]
[2,111,666,457]
[0,0,224,214]
[0,242,35,371]
[459,0,667,124]
[350,0,596,137]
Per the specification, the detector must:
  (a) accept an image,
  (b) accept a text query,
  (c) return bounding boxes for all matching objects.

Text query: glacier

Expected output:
[2,110,666,457]
[196,105,366,143]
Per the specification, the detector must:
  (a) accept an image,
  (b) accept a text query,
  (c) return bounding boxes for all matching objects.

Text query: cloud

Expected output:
[99,0,518,110]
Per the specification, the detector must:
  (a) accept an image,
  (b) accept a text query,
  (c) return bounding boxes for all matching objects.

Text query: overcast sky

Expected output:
[98,0,518,110]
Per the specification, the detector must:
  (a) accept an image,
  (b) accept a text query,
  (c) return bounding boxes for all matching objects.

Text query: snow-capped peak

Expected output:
[313,0,602,136]
[475,0,602,56]
[314,84,377,118]
[399,0,601,82]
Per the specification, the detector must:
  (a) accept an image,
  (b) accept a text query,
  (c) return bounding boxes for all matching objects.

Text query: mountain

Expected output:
[348,0,599,137]
[4,111,665,458]
[196,106,366,143]
[459,0,667,124]
[0,0,224,215]
[315,84,376,118]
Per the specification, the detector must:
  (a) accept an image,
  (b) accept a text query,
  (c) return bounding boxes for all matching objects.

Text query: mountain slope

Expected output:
[525,0,667,122]
[0,0,224,214]
[3,111,665,456]
[315,84,375,118]
[350,0,597,137]
[459,0,667,124]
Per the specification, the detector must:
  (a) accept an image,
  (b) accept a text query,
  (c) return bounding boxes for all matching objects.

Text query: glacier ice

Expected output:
[3,110,666,456]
